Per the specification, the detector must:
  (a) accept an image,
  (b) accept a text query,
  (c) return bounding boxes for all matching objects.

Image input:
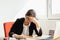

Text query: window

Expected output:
[48,0,60,19]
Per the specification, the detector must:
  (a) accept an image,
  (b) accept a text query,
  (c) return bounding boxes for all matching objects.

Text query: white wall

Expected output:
[0,0,56,37]
[54,21,60,39]
[0,0,28,37]
[13,0,56,35]
[39,20,56,35]
[13,0,47,20]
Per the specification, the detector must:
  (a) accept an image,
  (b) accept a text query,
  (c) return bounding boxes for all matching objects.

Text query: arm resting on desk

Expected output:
[12,34,32,39]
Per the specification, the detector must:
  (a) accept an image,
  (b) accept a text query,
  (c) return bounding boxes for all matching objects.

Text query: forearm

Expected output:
[12,34,32,39]
[12,34,24,39]
[33,19,40,28]
[15,35,24,39]
[35,27,42,36]
[34,20,42,36]
[29,17,40,28]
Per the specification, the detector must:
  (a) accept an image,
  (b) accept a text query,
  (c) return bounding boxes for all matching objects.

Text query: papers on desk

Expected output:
[26,38,36,40]
[37,35,51,39]
[26,35,51,40]
[8,35,51,40]
[9,37,17,40]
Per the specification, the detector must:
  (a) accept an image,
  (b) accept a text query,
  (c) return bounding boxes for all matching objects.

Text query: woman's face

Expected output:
[24,16,31,25]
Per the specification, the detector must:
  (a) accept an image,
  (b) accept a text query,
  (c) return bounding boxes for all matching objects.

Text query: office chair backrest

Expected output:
[4,22,14,37]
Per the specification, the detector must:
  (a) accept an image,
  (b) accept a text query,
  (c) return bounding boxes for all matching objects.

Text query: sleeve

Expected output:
[9,19,20,37]
[37,27,40,32]
[34,26,42,36]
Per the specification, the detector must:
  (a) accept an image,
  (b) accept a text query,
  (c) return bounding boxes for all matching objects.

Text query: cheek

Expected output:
[27,20,30,23]
[25,19,30,23]
[28,19,31,22]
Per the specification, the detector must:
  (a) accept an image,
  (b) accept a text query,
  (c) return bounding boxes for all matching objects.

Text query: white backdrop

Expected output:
[0,0,56,37]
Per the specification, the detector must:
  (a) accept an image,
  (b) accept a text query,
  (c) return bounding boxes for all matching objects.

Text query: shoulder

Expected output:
[17,17,25,20]
[14,18,25,24]
[16,17,25,21]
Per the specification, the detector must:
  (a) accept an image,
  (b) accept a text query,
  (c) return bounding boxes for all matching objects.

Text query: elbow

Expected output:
[9,32,14,37]
[38,32,42,36]
[38,29,43,36]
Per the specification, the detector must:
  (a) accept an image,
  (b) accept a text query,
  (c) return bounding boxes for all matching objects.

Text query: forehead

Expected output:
[25,16,32,20]
[26,16,30,19]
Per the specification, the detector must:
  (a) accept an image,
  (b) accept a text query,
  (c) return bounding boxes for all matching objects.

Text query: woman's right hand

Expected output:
[13,34,32,39]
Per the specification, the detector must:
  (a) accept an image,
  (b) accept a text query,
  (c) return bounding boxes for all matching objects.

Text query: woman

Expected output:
[9,9,42,39]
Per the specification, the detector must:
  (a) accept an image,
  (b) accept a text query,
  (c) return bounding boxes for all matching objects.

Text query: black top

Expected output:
[9,18,42,37]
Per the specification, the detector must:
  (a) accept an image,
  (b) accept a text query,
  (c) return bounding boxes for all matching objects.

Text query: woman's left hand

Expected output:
[29,17,40,28]
[29,17,36,23]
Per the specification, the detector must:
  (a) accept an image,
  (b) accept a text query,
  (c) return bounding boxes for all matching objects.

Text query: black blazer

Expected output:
[9,18,42,37]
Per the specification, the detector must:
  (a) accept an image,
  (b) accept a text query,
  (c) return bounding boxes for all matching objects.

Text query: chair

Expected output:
[3,22,14,37]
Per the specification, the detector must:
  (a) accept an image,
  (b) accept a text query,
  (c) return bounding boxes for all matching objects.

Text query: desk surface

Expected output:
[0,35,53,40]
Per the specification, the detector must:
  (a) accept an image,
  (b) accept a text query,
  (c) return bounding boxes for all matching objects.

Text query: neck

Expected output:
[24,23,29,26]
[24,21,30,26]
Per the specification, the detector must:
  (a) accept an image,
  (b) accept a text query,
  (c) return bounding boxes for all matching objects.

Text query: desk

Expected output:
[0,35,53,40]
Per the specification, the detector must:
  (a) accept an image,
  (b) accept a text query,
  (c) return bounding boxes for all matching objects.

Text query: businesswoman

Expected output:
[9,9,42,39]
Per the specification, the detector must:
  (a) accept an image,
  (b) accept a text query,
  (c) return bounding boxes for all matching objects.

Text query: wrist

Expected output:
[27,36,32,38]
[34,20,40,28]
